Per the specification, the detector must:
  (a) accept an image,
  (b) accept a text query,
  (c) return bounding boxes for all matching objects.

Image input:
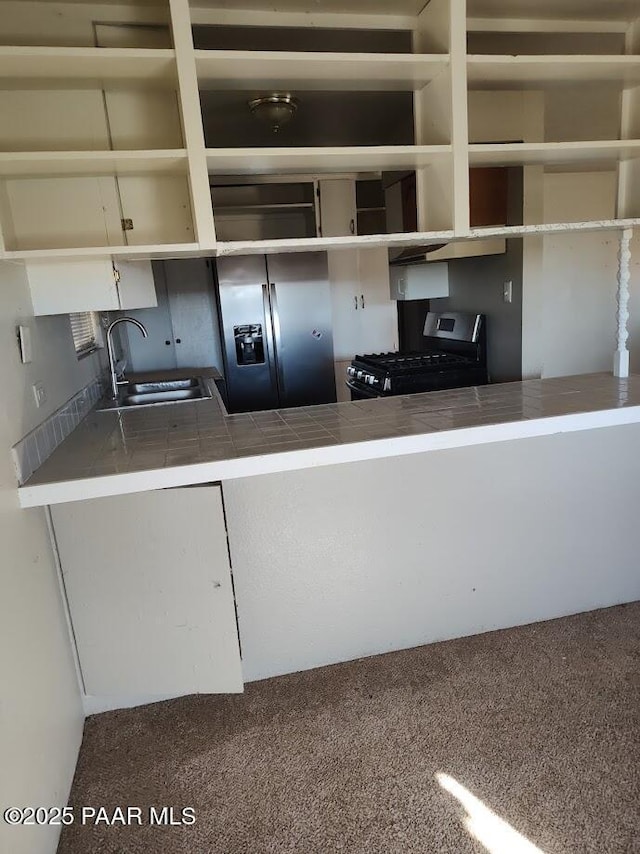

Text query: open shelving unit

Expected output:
[0,46,177,85]
[0,0,639,259]
[468,141,640,168]
[206,145,452,176]
[196,50,449,91]
[467,55,640,89]
[0,150,188,177]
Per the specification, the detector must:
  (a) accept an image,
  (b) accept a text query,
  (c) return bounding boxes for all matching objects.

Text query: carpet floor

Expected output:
[58,603,640,854]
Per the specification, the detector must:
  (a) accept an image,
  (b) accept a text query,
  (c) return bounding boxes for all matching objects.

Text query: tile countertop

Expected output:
[18,372,640,508]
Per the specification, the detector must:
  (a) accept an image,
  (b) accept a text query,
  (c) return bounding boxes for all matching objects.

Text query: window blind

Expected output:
[70,312,98,356]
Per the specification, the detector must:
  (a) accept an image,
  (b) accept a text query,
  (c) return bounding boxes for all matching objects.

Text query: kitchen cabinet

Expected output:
[212,181,317,241]
[51,485,243,701]
[389,262,450,301]
[386,168,508,262]
[121,258,222,373]
[0,0,637,261]
[322,178,396,364]
[319,178,356,239]
[115,259,158,311]
[0,6,198,258]
[26,258,157,316]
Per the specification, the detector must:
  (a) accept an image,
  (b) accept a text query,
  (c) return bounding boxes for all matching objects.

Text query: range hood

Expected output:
[389,242,448,266]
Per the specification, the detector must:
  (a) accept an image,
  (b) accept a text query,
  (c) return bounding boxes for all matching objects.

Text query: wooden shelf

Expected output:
[468,56,640,90]
[188,1,444,15]
[0,47,177,87]
[467,0,639,23]
[0,150,189,178]
[4,218,640,262]
[468,140,640,168]
[196,50,449,91]
[214,203,315,211]
[2,243,202,261]
[207,145,452,176]
[214,217,640,257]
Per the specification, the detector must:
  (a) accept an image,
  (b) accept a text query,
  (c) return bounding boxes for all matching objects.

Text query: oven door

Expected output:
[346,379,383,400]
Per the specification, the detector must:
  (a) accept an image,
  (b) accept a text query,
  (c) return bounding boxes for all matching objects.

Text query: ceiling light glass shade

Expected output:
[248,94,299,133]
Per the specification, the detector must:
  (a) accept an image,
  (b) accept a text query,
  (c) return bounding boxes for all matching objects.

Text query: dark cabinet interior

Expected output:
[469,167,509,227]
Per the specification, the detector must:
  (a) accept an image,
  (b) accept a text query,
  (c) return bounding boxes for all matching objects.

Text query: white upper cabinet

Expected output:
[321,179,396,360]
[27,258,157,316]
[116,259,158,310]
[27,258,120,315]
[0,0,638,262]
[0,1,197,258]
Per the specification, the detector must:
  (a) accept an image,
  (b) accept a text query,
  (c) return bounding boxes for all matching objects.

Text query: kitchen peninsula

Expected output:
[18,372,640,508]
[15,371,640,715]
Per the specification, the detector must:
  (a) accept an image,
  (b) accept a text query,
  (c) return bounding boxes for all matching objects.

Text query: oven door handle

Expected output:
[346,379,381,398]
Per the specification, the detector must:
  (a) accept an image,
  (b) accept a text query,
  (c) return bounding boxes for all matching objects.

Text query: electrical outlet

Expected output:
[503,280,513,304]
[33,382,46,408]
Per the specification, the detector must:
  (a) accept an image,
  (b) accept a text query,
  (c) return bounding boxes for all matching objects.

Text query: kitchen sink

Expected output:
[123,388,203,405]
[128,379,199,394]
[98,377,212,410]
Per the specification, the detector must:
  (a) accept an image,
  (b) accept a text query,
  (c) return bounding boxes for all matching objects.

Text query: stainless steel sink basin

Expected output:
[128,379,199,394]
[97,376,212,410]
[123,388,203,405]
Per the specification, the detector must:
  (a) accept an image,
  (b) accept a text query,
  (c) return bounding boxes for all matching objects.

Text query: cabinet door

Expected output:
[51,486,243,698]
[26,257,119,316]
[321,179,360,361]
[119,262,177,372]
[165,258,223,370]
[356,248,397,353]
[318,178,356,237]
[5,176,122,251]
[327,249,361,361]
[115,259,157,310]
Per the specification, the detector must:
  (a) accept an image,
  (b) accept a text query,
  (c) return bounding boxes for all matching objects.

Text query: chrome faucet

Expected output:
[106,317,148,400]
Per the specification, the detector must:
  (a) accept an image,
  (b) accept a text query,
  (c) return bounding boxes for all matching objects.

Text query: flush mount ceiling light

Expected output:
[248,94,299,133]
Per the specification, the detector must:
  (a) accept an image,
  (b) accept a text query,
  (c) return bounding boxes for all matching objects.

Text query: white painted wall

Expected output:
[0,260,103,854]
[540,172,619,378]
[224,424,640,683]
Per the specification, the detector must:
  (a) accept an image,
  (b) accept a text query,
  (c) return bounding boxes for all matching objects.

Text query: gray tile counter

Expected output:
[18,373,640,507]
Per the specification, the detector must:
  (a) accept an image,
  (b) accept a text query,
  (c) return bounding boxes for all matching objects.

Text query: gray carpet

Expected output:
[58,603,640,854]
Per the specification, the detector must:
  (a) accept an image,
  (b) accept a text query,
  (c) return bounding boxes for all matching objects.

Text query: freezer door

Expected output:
[215,255,279,413]
[266,253,336,408]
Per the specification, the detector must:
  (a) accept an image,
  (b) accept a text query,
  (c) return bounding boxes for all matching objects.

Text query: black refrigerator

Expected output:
[215,253,336,413]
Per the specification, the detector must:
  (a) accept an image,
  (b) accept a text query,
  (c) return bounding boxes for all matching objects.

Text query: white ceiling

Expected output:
[468,0,640,23]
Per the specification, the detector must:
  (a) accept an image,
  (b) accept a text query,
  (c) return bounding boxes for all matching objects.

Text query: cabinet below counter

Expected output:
[19,373,640,508]
[44,378,640,713]
[51,484,242,712]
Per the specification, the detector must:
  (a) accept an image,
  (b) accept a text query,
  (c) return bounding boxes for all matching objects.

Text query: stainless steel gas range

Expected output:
[346,311,487,400]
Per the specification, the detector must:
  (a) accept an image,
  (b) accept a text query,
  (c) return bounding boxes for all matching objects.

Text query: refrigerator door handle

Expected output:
[269,283,285,400]
[262,282,279,389]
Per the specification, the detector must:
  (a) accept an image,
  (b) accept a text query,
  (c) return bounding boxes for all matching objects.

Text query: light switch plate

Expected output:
[503,280,513,304]
[33,382,46,408]
[17,325,32,363]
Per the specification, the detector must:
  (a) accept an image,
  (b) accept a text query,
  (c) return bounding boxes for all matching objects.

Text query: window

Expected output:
[70,312,99,357]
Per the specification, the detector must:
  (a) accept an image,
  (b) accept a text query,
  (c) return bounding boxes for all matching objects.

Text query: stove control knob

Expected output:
[356,370,363,380]
[347,366,356,377]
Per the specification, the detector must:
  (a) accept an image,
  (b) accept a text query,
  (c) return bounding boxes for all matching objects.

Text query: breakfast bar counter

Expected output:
[18,372,640,508]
